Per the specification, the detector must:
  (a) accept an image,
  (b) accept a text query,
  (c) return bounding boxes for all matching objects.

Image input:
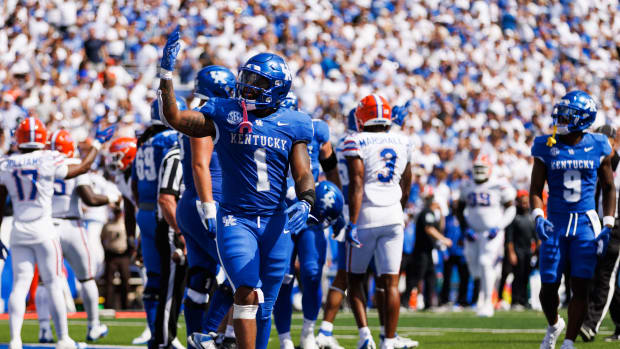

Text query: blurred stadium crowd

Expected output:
[1,0,620,310]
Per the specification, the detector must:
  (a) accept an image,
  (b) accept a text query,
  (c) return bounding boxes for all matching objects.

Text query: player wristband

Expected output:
[531,208,545,221]
[299,189,316,208]
[200,202,217,219]
[603,216,615,228]
[158,67,173,80]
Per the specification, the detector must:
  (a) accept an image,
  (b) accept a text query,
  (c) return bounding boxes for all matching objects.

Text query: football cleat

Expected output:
[316,330,344,349]
[9,339,23,349]
[605,333,620,342]
[300,331,319,349]
[559,340,575,349]
[56,339,86,349]
[476,303,494,318]
[86,324,109,342]
[357,336,377,349]
[220,336,237,349]
[132,326,151,345]
[579,325,596,342]
[280,337,295,349]
[188,332,218,349]
[39,327,54,343]
[380,334,419,349]
[540,317,565,349]
[171,337,186,349]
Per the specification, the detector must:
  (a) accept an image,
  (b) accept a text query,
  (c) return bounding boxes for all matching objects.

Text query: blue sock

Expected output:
[301,272,322,321]
[273,281,293,334]
[143,297,158,334]
[256,311,272,349]
[203,288,233,333]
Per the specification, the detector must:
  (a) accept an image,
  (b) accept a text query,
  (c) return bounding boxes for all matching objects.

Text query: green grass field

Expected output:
[0,309,618,348]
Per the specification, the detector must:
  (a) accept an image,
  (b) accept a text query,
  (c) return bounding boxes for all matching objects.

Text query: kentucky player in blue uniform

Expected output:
[273,93,342,349]
[131,97,185,348]
[175,65,235,348]
[530,91,616,349]
[157,27,316,349]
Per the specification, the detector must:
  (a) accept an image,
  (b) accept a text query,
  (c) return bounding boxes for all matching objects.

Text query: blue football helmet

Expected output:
[235,53,292,109]
[347,108,358,131]
[194,65,236,100]
[311,181,344,226]
[280,91,299,110]
[150,95,187,125]
[551,90,597,134]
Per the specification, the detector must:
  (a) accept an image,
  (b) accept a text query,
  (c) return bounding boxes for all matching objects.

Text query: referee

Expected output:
[154,145,187,349]
[581,125,620,342]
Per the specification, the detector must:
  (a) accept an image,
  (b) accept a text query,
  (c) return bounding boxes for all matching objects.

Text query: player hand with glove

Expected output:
[284,200,314,235]
[345,222,362,248]
[160,26,181,79]
[534,215,554,241]
[197,201,217,239]
[331,213,346,240]
[597,216,615,256]
[464,228,477,242]
[487,227,499,240]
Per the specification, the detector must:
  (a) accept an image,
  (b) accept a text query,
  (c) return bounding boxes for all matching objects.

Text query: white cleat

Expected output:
[87,324,109,341]
[188,332,218,349]
[476,304,494,318]
[540,317,566,349]
[9,339,23,349]
[280,338,295,349]
[316,331,344,349]
[56,339,86,349]
[132,326,151,345]
[172,337,186,349]
[357,336,377,349]
[394,335,419,348]
[300,332,319,349]
[559,340,575,349]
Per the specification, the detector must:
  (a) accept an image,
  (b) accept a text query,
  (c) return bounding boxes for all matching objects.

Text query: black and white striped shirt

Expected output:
[158,146,183,199]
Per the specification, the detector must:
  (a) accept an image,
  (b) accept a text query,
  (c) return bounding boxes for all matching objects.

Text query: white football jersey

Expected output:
[52,158,90,219]
[0,150,68,244]
[460,178,517,233]
[115,171,135,207]
[343,131,411,228]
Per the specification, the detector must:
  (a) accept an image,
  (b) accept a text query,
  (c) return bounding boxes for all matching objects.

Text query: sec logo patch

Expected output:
[227,111,242,125]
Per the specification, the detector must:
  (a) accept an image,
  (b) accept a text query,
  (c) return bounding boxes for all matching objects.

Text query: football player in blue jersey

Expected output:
[157,27,316,349]
[273,93,342,349]
[131,96,186,349]
[530,91,616,349]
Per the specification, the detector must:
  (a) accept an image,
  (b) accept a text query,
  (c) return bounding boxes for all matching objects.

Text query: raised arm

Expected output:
[66,145,98,179]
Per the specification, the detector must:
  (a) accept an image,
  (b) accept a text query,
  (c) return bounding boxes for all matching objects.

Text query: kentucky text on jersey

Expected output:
[229,133,288,150]
[551,160,596,170]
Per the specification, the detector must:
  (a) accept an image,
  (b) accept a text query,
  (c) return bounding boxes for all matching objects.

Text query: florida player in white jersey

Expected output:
[457,155,516,318]
[35,130,119,342]
[344,95,414,349]
[0,117,114,349]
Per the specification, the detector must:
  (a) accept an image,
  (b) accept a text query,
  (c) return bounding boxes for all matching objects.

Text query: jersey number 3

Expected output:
[378,148,397,183]
[12,169,38,201]
[563,170,581,202]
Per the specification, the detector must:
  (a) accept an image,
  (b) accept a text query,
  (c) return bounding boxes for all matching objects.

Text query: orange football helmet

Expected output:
[16,117,47,150]
[106,137,137,173]
[354,94,392,130]
[473,154,492,183]
[48,129,75,157]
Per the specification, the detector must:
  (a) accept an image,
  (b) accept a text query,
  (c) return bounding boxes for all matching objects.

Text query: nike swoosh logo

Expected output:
[283,229,290,234]
[584,147,593,152]
[277,121,288,126]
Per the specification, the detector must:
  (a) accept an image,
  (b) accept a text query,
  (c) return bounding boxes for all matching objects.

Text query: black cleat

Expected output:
[579,326,596,342]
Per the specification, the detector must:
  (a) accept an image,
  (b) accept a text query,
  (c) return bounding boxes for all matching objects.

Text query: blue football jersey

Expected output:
[531,132,611,214]
[199,98,314,215]
[308,119,330,181]
[178,134,223,202]
[335,134,351,202]
[132,130,179,204]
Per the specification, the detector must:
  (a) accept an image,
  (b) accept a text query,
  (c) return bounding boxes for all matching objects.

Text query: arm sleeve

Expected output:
[75,173,91,186]
[158,153,183,198]
[342,135,361,158]
[530,137,547,163]
[601,135,613,158]
[294,114,314,144]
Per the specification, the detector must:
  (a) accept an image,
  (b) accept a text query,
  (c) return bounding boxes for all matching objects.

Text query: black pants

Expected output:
[583,227,620,332]
[407,250,436,309]
[153,220,187,349]
[104,252,130,309]
[497,253,513,302]
[439,255,469,306]
[511,249,533,306]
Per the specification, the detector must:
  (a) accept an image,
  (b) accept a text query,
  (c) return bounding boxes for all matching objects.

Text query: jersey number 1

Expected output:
[254,148,270,192]
[12,169,38,201]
